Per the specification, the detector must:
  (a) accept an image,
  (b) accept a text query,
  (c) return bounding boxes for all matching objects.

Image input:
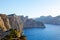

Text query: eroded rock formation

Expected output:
[24,19,45,28]
[0,16,7,31]
[0,14,23,38]
[0,14,11,30]
[8,14,23,37]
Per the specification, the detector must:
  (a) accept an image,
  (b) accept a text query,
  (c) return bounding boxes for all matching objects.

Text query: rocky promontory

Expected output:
[0,14,45,39]
[24,19,45,28]
[0,14,23,38]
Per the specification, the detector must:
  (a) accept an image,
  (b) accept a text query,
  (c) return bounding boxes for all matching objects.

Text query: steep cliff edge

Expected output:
[0,16,7,31]
[0,14,45,39]
[19,16,45,28]
[8,14,23,37]
[0,14,23,39]
[0,14,11,30]
[24,19,45,28]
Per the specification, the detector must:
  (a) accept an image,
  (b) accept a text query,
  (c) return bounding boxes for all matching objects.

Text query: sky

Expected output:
[0,0,60,18]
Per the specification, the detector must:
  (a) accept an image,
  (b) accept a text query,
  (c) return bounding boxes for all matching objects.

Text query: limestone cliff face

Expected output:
[8,14,23,36]
[0,14,11,30]
[0,16,7,31]
[0,14,23,38]
[24,19,45,28]
[19,16,45,28]
[0,14,23,32]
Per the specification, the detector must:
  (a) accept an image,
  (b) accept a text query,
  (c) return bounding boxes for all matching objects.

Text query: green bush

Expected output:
[1,29,20,40]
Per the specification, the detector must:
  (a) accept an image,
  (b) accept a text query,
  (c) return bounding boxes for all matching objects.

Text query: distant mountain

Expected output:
[35,15,60,25]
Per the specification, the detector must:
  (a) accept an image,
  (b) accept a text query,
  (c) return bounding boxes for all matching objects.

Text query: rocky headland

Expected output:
[0,14,45,40]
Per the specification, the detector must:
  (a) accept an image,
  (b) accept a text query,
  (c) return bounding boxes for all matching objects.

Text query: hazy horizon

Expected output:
[0,0,60,18]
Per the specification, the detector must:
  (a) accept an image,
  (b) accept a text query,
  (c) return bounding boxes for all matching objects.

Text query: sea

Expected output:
[24,24,60,40]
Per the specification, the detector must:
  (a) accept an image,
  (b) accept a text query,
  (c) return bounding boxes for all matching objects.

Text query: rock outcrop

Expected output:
[0,14,11,38]
[0,14,11,30]
[24,19,45,28]
[19,16,45,28]
[8,14,23,36]
[0,16,7,31]
[0,14,23,38]
[0,14,45,39]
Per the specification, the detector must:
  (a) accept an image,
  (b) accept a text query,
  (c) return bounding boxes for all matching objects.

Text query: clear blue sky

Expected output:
[0,0,60,18]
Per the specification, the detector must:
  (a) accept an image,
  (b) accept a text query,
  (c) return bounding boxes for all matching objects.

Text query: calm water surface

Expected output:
[24,24,60,40]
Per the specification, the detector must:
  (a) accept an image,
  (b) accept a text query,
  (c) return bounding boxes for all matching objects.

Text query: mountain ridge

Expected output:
[35,15,60,25]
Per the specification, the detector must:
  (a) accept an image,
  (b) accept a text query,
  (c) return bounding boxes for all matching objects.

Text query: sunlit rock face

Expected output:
[0,14,23,38]
[24,19,45,28]
[8,14,23,37]
[0,16,7,31]
[0,14,11,30]
[0,14,11,38]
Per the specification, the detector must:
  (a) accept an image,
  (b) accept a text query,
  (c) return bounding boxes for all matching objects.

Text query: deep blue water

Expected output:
[24,24,60,40]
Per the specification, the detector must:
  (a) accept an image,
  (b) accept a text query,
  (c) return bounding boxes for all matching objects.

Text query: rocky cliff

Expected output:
[8,14,23,36]
[0,14,45,38]
[0,14,11,30]
[0,14,23,38]
[24,19,45,28]
[0,16,7,31]
[19,16,45,28]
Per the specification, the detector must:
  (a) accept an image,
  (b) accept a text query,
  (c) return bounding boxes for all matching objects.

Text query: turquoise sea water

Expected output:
[24,24,60,40]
